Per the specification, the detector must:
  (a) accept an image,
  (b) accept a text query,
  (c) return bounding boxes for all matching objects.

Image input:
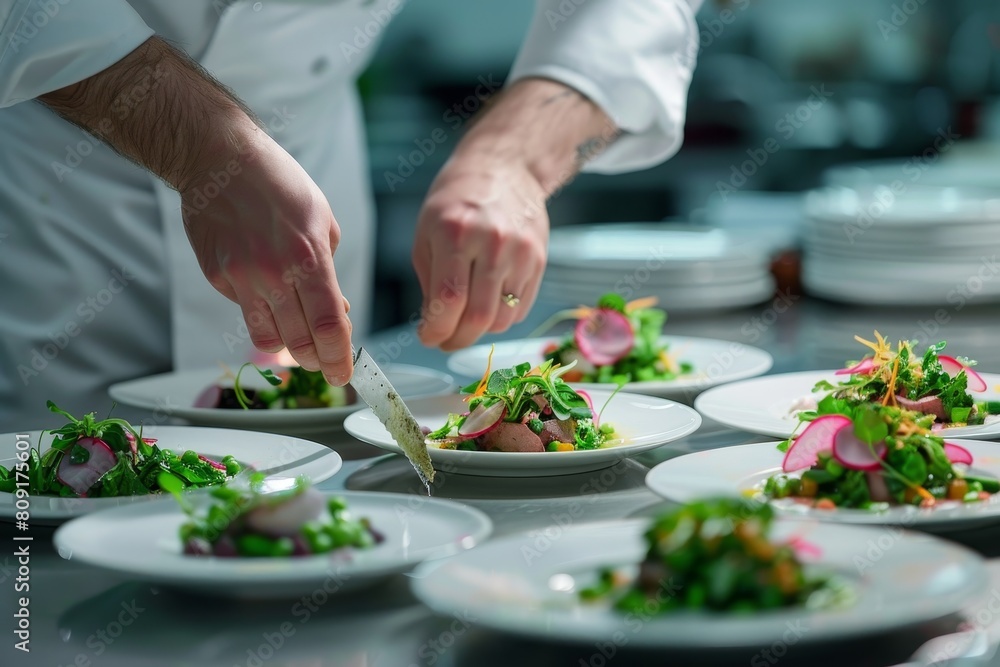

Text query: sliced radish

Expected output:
[458,401,507,438]
[943,442,974,466]
[56,437,118,496]
[193,384,222,408]
[245,487,326,537]
[575,389,596,425]
[832,427,886,471]
[938,355,988,392]
[574,309,633,366]
[199,454,227,471]
[786,536,822,560]
[782,415,851,472]
[835,358,876,376]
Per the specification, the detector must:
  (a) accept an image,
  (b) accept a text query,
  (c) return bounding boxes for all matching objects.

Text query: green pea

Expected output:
[237,534,279,557]
[181,450,200,466]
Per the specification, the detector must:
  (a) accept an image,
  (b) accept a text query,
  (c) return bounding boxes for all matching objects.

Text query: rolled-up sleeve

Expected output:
[0,0,154,107]
[509,0,704,174]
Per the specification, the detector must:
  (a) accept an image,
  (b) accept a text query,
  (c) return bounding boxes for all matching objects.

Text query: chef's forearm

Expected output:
[38,36,260,192]
[455,77,620,196]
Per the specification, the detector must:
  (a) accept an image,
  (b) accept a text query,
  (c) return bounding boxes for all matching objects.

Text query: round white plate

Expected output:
[53,490,492,599]
[547,224,771,271]
[694,370,1000,439]
[109,364,455,434]
[343,390,702,477]
[0,426,342,524]
[446,336,773,401]
[410,518,987,648]
[646,439,1000,531]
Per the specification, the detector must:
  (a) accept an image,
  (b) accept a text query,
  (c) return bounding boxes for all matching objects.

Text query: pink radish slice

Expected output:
[193,384,222,408]
[199,455,227,471]
[944,442,974,465]
[831,427,886,471]
[245,487,327,537]
[56,437,118,496]
[782,415,852,472]
[575,389,596,426]
[574,309,634,366]
[786,536,822,560]
[938,355,988,392]
[458,401,507,438]
[835,358,876,376]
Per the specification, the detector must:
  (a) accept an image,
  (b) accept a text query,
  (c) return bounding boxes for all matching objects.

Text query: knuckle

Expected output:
[311,313,351,341]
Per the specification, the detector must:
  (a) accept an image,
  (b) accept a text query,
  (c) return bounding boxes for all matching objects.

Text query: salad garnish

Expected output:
[424,355,621,452]
[581,498,844,613]
[165,473,381,558]
[194,363,355,410]
[535,293,692,384]
[767,404,998,509]
[0,402,242,498]
[797,333,998,428]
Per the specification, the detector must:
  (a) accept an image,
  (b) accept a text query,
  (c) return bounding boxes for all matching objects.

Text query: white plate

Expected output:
[694,370,1000,439]
[410,518,987,648]
[53,490,492,599]
[343,390,702,477]
[646,439,1000,531]
[547,224,771,271]
[0,426,342,524]
[109,364,455,434]
[446,336,773,401]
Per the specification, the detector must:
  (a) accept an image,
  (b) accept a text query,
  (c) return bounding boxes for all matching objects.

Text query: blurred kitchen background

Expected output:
[360,0,1000,334]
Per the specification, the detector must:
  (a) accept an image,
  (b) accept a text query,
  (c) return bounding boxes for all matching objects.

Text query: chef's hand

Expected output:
[39,37,353,384]
[179,131,354,384]
[414,78,619,350]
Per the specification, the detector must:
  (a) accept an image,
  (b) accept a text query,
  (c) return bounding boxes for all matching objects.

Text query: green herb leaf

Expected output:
[596,293,627,313]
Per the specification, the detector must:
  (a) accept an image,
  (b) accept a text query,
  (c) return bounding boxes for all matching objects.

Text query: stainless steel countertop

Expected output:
[5,296,1000,667]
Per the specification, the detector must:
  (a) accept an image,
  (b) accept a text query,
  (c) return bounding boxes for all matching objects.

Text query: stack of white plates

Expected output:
[802,184,1000,305]
[540,224,775,312]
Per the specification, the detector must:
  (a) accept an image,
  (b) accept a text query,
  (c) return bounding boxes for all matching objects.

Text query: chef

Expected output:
[0,0,703,429]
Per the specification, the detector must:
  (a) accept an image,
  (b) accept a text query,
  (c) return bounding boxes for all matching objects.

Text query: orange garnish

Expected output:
[855,330,893,367]
[465,345,495,402]
[881,356,900,407]
[624,296,658,313]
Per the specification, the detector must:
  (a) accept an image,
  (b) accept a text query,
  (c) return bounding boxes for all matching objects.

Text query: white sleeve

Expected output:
[0,0,154,108]
[509,0,704,174]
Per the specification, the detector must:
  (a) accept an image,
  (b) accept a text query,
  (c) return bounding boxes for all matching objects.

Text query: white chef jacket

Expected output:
[0,0,702,429]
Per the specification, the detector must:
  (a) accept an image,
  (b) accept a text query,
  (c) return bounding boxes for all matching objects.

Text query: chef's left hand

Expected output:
[412,156,548,351]
[414,78,618,350]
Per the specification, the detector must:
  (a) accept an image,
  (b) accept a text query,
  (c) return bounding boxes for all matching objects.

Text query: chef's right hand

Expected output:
[37,37,354,385]
[178,128,354,385]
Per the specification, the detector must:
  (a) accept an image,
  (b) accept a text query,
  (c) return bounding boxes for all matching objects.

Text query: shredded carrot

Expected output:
[569,306,593,319]
[466,344,495,402]
[658,349,679,375]
[625,296,658,313]
[881,356,900,406]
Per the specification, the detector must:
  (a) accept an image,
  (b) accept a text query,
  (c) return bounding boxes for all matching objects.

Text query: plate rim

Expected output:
[52,490,494,587]
[694,369,1000,440]
[343,390,702,474]
[0,425,343,520]
[645,438,1000,527]
[410,516,988,648]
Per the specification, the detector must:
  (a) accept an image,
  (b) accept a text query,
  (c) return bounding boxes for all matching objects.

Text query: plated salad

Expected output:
[0,402,242,498]
[538,293,692,384]
[796,333,998,428]
[169,474,380,558]
[581,498,841,613]
[194,363,355,410]
[766,404,999,510]
[424,355,621,453]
